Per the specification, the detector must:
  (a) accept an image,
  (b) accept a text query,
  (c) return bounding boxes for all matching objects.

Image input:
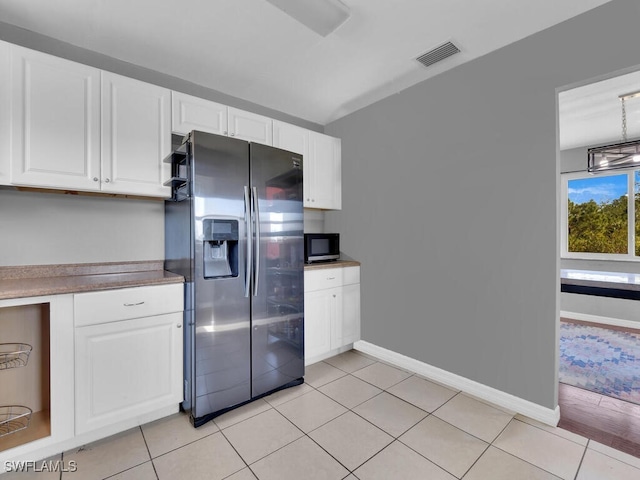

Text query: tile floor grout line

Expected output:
[213,399,274,431]
[347,393,429,440]
[302,420,361,475]
[510,416,589,448]
[218,405,314,471]
[340,436,395,475]
[138,424,154,462]
[425,408,506,446]
[572,440,589,480]
[458,442,491,479]
[140,418,220,462]
[394,435,465,479]
[488,442,575,480]
[216,423,255,476]
[583,439,640,468]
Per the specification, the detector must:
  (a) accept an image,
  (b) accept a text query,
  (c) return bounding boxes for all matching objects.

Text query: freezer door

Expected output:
[191,131,252,420]
[250,143,305,398]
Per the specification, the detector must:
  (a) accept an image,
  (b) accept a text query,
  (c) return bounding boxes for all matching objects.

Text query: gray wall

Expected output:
[325,0,640,409]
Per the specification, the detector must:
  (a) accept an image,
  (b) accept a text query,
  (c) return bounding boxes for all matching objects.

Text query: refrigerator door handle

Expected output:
[252,186,261,296]
[244,186,252,298]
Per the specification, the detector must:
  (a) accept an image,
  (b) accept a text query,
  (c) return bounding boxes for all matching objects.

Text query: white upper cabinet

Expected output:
[171,92,273,146]
[273,120,308,156]
[171,91,228,136]
[0,41,10,185]
[2,41,340,202]
[101,72,171,197]
[10,45,101,191]
[273,120,341,210]
[308,132,342,209]
[228,107,273,145]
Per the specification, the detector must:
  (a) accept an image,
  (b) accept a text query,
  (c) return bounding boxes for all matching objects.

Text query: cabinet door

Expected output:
[101,72,171,197]
[304,289,333,362]
[332,283,361,348]
[228,107,273,145]
[171,91,228,136]
[307,132,342,209]
[10,45,101,190]
[0,41,9,185]
[75,312,183,434]
[273,120,308,156]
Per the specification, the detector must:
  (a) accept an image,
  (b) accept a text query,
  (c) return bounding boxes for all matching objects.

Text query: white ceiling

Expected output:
[0,0,610,125]
[559,69,640,151]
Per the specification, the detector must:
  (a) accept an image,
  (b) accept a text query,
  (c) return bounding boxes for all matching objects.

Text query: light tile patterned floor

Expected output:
[7,349,640,479]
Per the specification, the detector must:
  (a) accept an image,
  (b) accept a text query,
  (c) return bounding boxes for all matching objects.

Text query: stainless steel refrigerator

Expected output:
[164,130,305,427]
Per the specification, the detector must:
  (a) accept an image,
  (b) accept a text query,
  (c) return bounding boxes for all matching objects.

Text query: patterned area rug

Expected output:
[559,322,640,405]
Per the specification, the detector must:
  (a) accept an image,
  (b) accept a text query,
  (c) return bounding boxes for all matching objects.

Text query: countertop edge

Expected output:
[304,260,361,271]
[0,267,184,301]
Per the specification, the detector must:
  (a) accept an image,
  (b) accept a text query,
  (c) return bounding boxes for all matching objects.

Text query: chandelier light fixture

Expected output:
[588,90,640,173]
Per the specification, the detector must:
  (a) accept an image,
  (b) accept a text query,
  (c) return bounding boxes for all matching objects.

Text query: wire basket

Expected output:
[0,343,33,370]
[0,405,32,438]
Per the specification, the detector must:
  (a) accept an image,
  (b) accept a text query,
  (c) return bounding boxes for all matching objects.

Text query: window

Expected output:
[561,170,640,259]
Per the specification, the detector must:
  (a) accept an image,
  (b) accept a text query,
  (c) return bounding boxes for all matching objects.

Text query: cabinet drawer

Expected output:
[305,266,360,292]
[74,283,183,327]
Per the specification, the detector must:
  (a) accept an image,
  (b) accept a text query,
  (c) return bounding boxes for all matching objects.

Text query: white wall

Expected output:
[0,189,164,266]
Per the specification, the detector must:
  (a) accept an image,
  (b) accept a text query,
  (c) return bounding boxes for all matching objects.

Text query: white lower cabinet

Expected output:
[304,266,360,365]
[73,284,183,435]
[304,289,333,360]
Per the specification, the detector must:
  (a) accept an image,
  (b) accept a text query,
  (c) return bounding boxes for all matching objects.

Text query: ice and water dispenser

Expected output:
[203,219,239,278]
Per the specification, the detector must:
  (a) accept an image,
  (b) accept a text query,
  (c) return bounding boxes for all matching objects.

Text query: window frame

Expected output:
[561,169,637,261]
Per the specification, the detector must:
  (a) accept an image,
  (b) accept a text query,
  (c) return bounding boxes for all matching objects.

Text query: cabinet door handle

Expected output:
[123,301,145,307]
[177,324,182,329]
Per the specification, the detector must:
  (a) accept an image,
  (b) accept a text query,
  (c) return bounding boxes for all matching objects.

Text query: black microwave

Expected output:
[304,233,340,264]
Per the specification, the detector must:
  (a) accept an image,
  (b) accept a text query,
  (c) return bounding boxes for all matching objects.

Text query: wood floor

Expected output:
[558,382,640,458]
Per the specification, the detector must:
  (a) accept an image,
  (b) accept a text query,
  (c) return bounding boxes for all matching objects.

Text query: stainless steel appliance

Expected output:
[164,131,304,427]
[304,233,340,263]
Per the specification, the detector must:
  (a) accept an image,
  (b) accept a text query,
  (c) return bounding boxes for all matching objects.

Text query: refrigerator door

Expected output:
[250,143,305,398]
[191,132,252,420]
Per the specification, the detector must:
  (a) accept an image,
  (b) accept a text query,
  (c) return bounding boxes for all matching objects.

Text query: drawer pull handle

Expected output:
[327,277,336,280]
[124,301,145,307]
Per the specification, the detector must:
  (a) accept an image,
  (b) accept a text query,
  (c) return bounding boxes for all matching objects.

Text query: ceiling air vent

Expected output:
[416,41,460,68]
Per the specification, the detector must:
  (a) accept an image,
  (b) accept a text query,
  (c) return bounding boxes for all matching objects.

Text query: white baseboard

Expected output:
[353,340,560,427]
[561,310,640,330]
